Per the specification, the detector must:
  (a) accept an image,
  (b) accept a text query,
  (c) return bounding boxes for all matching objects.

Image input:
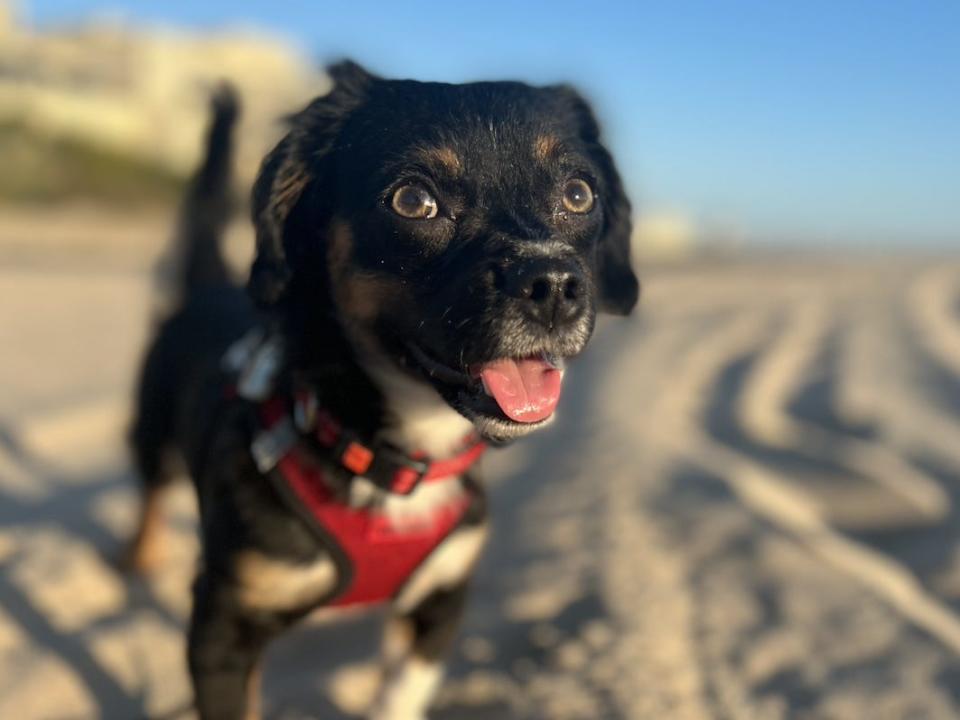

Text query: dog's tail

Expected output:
[164,82,240,302]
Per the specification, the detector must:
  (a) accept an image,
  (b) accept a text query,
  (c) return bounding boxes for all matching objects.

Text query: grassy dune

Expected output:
[0,121,185,207]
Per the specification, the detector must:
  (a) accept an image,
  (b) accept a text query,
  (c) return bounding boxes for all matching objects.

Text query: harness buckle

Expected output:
[250,418,298,473]
[340,440,375,475]
[376,445,430,495]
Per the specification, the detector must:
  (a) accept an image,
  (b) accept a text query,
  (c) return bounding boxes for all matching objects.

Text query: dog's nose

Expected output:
[505,258,586,330]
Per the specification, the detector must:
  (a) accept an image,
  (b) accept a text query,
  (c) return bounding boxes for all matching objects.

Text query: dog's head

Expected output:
[250,61,638,442]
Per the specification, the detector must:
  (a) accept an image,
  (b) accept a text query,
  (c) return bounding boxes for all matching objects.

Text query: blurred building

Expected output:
[633,210,748,259]
[633,212,697,259]
[0,1,326,185]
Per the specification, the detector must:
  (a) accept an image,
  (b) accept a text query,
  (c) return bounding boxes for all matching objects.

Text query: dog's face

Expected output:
[250,62,638,442]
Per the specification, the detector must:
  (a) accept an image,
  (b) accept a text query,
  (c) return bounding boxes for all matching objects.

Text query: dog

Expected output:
[125,61,638,720]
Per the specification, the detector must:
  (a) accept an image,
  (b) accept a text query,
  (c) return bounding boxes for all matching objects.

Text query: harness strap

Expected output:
[251,393,487,495]
[390,441,488,493]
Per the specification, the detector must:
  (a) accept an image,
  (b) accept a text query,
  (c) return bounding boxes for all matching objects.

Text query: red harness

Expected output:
[254,394,486,607]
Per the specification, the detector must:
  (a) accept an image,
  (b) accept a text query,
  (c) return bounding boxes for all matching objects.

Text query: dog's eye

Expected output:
[561,178,595,214]
[391,185,439,219]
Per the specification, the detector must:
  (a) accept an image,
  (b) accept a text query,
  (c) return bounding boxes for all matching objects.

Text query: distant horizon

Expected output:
[17,1,960,248]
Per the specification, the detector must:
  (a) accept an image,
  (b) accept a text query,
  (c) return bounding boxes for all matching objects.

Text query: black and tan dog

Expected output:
[126,62,637,720]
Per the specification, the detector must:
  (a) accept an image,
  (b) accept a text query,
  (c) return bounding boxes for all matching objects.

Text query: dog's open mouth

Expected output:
[474,357,563,422]
[406,343,566,430]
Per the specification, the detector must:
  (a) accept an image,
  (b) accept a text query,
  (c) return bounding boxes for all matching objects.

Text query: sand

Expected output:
[2,237,960,719]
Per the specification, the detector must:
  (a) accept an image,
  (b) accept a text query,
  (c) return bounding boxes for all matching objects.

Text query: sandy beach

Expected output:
[2,233,960,718]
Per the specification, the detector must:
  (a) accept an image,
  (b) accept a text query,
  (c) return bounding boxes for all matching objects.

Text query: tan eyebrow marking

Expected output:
[534,134,562,161]
[420,146,462,174]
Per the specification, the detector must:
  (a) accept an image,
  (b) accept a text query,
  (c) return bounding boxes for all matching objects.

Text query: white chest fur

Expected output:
[358,355,478,523]
[364,356,476,459]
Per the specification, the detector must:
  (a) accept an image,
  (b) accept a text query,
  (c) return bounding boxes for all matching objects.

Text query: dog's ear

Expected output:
[590,140,640,315]
[249,60,377,307]
[550,86,639,316]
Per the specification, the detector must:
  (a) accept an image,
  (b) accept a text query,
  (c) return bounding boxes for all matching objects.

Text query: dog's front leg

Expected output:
[371,583,469,720]
[187,572,289,720]
[370,523,488,720]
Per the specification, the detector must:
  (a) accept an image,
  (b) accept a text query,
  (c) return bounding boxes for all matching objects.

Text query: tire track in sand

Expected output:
[644,296,960,658]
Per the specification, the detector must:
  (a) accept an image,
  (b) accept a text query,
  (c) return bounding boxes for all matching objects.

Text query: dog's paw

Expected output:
[367,658,441,720]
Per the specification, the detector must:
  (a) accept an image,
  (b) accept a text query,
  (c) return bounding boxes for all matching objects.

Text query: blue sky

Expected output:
[28,1,960,246]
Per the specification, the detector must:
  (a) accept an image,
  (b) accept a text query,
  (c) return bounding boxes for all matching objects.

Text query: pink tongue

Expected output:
[479,358,563,423]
